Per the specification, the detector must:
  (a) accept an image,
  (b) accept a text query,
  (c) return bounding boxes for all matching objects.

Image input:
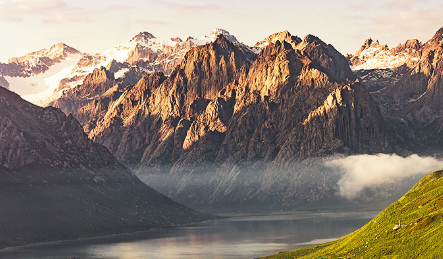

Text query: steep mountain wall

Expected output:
[82,33,393,212]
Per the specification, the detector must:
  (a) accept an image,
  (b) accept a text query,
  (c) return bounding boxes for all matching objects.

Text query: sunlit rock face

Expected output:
[0,86,211,249]
[75,31,393,213]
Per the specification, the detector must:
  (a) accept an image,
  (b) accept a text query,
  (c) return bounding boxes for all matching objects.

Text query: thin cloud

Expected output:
[0,0,92,24]
[45,35,81,42]
[135,19,170,25]
[42,11,92,23]
[380,0,426,10]
[371,8,443,41]
[156,0,220,14]
[351,1,375,10]
[105,4,136,11]
[0,0,67,23]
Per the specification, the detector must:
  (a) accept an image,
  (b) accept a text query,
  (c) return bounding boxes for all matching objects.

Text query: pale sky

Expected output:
[0,0,443,62]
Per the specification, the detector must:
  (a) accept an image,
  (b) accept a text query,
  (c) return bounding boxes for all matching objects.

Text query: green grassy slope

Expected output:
[263,170,443,259]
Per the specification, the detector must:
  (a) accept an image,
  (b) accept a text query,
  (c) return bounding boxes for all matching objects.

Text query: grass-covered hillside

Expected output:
[263,170,443,259]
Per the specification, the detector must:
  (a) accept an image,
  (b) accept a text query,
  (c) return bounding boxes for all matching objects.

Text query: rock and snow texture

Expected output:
[347,38,422,92]
[347,27,443,154]
[254,30,302,49]
[5,53,83,104]
[348,38,421,70]
[0,43,83,103]
[3,28,255,106]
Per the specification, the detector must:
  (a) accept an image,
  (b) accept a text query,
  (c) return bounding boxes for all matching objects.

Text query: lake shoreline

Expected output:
[0,211,379,259]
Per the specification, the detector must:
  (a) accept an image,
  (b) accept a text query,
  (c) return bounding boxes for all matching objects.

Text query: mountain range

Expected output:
[348,28,443,154]
[2,27,443,215]
[0,28,253,105]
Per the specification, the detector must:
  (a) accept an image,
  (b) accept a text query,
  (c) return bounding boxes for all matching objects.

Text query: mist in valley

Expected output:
[135,153,442,214]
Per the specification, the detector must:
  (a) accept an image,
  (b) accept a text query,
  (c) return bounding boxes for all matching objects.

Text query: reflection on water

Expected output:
[0,211,377,259]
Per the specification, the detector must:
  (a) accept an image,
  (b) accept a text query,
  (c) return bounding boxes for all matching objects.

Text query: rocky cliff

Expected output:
[352,27,443,154]
[347,38,421,92]
[80,32,393,212]
[0,86,211,248]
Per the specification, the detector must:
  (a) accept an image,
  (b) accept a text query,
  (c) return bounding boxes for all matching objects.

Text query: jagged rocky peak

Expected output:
[349,36,421,71]
[402,39,421,50]
[167,34,255,112]
[171,37,183,43]
[130,31,156,42]
[356,38,385,55]
[188,28,256,53]
[255,30,302,49]
[301,34,322,44]
[209,28,239,44]
[428,26,443,43]
[294,34,356,83]
[46,42,82,59]
[8,42,81,65]
[254,31,354,83]
[106,59,130,73]
[84,66,115,85]
[0,42,82,79]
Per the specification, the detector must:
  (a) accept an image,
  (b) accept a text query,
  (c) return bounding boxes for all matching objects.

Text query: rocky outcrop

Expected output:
[0,86,211,248]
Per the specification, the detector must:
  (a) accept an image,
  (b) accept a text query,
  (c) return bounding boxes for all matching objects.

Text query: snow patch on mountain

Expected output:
[6,53,83,104]
[351,46,418,70]
[254,30,302,50]
[349,38,421,71]
[6,28,257,106]
[190,28,260,54]
[190,28,238,46]
[114,68,130,79]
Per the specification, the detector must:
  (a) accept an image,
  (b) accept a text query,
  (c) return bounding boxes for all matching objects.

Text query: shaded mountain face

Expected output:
[0,76,8,89]
[347,38,421,92]
[0,86,211,249]
[74,32,393,213]
[350,27,443,154]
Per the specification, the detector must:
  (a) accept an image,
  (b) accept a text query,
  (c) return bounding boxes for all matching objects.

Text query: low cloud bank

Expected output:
[326,154,443,199]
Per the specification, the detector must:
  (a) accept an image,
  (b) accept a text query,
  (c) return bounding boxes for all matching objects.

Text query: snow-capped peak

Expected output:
[349,38,420,70]
[101,31,181,65]
[190,28,239,46]
[7,43,81,67]
[254,30,302,49]
[130,32,156,43]
[209,28,239,44]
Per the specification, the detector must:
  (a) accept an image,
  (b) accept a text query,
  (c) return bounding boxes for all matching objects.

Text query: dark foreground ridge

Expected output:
[0,86,213,249]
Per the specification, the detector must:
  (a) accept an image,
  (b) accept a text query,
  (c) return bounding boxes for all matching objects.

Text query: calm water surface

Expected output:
[0,211,377,259]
